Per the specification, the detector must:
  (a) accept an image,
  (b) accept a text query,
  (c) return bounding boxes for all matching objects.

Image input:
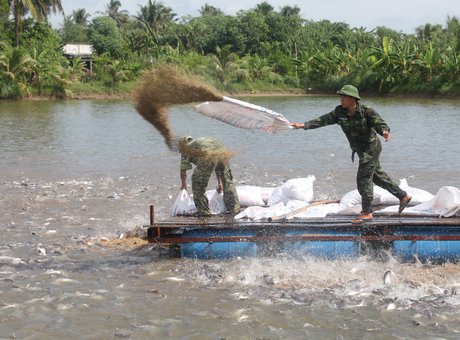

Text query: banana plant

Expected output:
[440,52,460,84]
[368,36,414,92]
[415,42,443,82]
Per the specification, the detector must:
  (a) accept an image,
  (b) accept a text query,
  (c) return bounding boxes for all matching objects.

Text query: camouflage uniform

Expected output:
[181,137,240,215]
[303,103,407,213]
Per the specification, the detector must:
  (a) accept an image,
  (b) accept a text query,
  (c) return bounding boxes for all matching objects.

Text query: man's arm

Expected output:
[291,109,339,130]
[215,172,223,193]
[366,107,391,142]
[180,169,187,190]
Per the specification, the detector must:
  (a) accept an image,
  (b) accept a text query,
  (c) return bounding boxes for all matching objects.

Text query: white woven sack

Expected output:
[268,176,316,206]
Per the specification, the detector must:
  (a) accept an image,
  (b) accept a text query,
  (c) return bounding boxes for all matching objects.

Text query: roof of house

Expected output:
[62,43,93,56]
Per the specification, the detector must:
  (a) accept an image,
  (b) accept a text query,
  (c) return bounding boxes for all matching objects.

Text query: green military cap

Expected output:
[337,84,361,100]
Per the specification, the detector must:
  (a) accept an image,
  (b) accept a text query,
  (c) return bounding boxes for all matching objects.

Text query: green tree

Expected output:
[121,19,154,55]
[0,0,9,43]
[199,3,223,16]
[21,19,63,56]
[445,16,460,52]
[136,0,177,45]
[264,9,303,58]
[279,5,301,17]
[206,44,242,84]
[61,17,87,43]
[87,16,125,58]
[99,0,129,27]
[254,1,273,15]
[101,59,129,88]
[60,9,90,43]
[9,0,64,46]
[184,14,239,54]
[236,10,270,55]
[72,8,91,26]
[374,26,404,44]
[0,42,36,96]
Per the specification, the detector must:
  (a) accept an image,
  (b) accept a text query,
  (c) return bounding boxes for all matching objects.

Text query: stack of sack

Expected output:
[172,176,458,219]
[235,176,321,220]
[171,176,316,217]
[235,178,440,220]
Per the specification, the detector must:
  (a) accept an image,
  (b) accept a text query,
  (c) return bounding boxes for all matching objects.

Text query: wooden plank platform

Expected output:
[146,213,460,244]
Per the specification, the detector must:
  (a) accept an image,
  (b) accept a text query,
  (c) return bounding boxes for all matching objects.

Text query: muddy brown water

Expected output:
[1,96,460,338]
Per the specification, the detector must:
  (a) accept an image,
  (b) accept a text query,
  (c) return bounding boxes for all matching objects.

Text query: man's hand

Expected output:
[216,184,223,194]
[382,130,391,142]
[291,122,304,129]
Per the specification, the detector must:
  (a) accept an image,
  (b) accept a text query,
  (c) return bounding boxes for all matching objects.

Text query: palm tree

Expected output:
[98,0,129,27]
[9,0,64,46]
[279,5,301,17]
[445,16,460,52]
[136,0,177,44]
[62,11,89,43]
[199,3,223,16]
[416,23,443,42]
[204,45,251,86]
[254,2,273,15]
[0,42,36,85]
[102,59,129,88]
[72,9,90,26]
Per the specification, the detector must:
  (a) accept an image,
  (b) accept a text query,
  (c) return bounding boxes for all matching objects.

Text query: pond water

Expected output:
[0,96,459,339]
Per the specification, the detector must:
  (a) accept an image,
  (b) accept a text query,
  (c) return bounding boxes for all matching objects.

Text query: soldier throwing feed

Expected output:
[291,84,412,223]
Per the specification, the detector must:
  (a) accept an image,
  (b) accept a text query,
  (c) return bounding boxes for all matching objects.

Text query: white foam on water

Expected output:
[180,255,460,310]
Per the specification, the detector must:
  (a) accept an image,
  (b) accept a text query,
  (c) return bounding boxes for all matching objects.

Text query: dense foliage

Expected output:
[1,0,459,99]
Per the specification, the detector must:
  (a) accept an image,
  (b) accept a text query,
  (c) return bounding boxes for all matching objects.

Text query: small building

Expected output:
[62,43,93,72]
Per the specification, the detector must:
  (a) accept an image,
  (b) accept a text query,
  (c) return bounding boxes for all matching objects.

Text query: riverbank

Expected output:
[3,85,460,102]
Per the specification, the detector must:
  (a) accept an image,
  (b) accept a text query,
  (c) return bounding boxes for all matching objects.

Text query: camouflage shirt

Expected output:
[304,103,390,152]
[180,137,227,170]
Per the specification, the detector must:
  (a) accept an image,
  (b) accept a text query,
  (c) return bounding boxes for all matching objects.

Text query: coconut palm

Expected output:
[136,0,177,45]
[9,0,64,46]
[72,8,91,26]
[254,2,273,15]
[279,5,301,17]
[0,41,36,97]
[0,42,36,82]
[199,3,223,16]
[206,45,252,86]
[101,59,129,88]
[445,16,460,52]
[98,0,129,27]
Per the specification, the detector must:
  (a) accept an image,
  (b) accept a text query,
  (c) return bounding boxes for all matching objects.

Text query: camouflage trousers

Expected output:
[356,139,407,213]
[191,161,240,215]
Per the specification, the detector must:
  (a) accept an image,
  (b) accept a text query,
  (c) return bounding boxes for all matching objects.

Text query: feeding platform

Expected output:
[145,205,460,261]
